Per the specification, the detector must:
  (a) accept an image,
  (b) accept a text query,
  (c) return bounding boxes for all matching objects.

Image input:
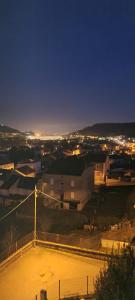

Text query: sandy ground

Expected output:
[0,247,105,300]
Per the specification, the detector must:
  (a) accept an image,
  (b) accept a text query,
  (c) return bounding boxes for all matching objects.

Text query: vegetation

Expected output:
[40,207,88,234]
[83,186,135,229]
[94,247,135,300]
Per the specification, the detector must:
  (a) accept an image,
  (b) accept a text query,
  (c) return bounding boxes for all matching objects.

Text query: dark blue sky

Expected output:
[1,0,135,134]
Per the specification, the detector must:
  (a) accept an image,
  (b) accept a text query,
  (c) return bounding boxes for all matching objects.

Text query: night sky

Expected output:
[1,1,135,134]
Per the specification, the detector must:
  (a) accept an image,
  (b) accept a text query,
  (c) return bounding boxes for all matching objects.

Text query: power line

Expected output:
[0,190,34,223]
[39,190,63,204]
[0,188,63,223]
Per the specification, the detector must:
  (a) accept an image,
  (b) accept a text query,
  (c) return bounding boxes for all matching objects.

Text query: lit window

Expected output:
[43,182,47,192]
[71,180,75,187]
[71,192,75,199]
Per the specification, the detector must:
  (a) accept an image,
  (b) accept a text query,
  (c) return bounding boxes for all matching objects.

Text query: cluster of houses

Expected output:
[94,153,135,186]
[0,153,98,211]
[0,159,40,206]
[1,149,135,252]
[1,151,135,213]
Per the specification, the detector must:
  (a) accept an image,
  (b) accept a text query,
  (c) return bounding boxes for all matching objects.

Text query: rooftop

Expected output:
[1,175,18,189]
[0,159,13,165]
[17,177,36,190]
[16,159,40,164]
[0,169,11,180]
[86,152,107,163]
[0,246,103,300]
[46,157,88,176]
[16,165,35,175]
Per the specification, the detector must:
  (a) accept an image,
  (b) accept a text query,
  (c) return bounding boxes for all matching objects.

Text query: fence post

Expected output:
[87,275,89,295]
[16,241,17,252]
[59,280,61,300]
[56,234,59,243]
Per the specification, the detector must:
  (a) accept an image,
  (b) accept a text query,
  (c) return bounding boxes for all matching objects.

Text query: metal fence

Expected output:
[0,230,110,266]
[59,276,94,299]
[34,276,95,300]
[36,231,100,250]
[37,231,81,247]
[36,231,109,261]
[0,231,105,300]
[0,232,33,264]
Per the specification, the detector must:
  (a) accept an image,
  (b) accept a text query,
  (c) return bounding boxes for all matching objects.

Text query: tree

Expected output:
[94,247,135,300]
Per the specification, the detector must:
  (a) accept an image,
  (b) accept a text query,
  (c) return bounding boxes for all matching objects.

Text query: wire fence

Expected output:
[34,276,95,300]
[36,231,109,261]
[0,231,105,300]
[36,231,101,250]
[0,230,109,266]
[59,276,94,299]
[0,232,33,264]
[37,231,81,247]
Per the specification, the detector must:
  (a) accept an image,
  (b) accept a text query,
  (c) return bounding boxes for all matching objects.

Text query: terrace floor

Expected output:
[0,246,105,300]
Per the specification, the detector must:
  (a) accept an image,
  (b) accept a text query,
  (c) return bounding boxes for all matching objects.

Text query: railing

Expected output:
[0,231,112,299]
[36,231,110,261]
[0,232,33,265]
[58,276,94,300]
[34,276,95,300]
[0,230,112,268]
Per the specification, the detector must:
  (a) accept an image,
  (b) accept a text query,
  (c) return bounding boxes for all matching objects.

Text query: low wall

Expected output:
[35,239,111,261]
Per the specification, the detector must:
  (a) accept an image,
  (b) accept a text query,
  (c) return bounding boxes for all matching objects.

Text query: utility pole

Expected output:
[34,185,37,242]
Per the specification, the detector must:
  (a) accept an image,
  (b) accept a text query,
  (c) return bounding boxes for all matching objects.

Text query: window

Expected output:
[71,180,75,187]
[60,193,64,201]
[71,192,75,199]
[69,202,77,210]
[42,182,47,192]
[50,178,54,185]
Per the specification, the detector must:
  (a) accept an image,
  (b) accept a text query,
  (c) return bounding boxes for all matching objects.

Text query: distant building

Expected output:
[14,176,36,196]
[126,142,135,154]
[0,173,36,206]
[105,154,135,186]
[94,161,107,186]
[38,157,94,211]
[15,159,41,174]
[63,146,86,157]
[15,165,36,177]
[93,155,107,186]
[0,160,14,170]
[101,227,135,251]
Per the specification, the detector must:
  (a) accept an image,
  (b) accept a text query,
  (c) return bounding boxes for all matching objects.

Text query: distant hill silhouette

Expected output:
[74,123,135,137]
[0,124,20,134]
